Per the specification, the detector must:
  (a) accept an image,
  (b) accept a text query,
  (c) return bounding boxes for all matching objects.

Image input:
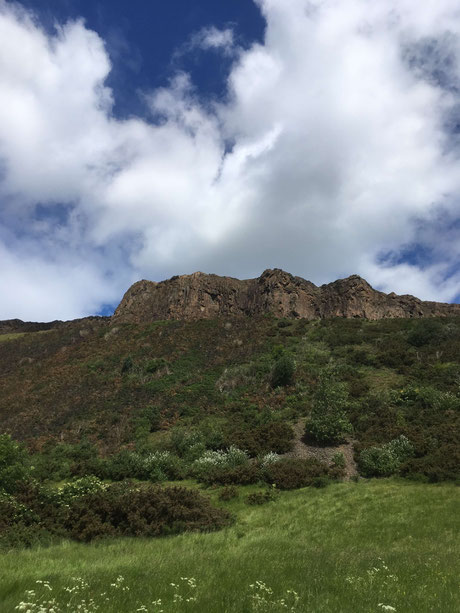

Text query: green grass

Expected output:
[1,480,458,612]
[0,333,26,343]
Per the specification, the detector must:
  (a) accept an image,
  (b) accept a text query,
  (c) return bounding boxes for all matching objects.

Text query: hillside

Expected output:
[0,310,459,481]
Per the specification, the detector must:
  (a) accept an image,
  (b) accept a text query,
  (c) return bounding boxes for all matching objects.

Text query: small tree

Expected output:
[271,354,295,388]
[0,434,30,493]
[305,370,352,444]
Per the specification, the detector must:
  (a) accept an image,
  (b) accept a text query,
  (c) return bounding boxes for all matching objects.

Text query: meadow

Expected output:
[1,479,458,613]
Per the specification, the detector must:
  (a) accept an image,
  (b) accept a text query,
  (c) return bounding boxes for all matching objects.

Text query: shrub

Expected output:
[203,463,261,486]
[50,476,108,506]
[218,485,239,501]
[0,434,30,494]
[260,451,281,468]
[145,357,169,374]
[227,422,294,456]
[271,354,296,387]
[246,487,278,505]
[264,458,330,490]
[192,446,255,484]
[332,452,346,469]
[305,371,352,444]
[407,320,443,347]
[359,435,414,477]
[63,483,232,542]
[1,482,232,545]
[106,450,184,481]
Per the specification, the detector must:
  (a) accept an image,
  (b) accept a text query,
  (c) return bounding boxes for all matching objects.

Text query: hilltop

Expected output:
[113,269,460,323]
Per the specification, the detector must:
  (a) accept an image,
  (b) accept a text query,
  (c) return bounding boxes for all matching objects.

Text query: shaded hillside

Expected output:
[0,313,459,480]
[113,269,460,323]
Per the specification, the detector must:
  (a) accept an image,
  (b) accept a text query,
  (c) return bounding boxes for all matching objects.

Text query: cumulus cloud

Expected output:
[0,0,459,319]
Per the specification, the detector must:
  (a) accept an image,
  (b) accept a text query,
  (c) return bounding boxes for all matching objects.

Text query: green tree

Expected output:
[0,434,30,493]
[305,370,352,444]
[271,354,296,388]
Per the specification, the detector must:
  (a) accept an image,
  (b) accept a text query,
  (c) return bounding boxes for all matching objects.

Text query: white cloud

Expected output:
[191,26,235,53]
[0,0,459,320]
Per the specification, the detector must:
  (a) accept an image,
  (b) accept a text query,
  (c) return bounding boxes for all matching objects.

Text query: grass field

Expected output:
[0,479,458,612]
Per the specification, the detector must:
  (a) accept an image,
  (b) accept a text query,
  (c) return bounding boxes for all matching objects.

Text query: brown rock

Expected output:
[112,268,460,324]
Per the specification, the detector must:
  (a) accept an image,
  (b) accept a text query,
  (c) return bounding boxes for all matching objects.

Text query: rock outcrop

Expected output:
[112,269,460,324]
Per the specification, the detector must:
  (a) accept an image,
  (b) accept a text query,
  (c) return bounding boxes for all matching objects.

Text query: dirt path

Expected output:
[285,420,358,480]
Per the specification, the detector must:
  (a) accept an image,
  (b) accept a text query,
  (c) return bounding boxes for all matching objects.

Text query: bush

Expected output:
[246,487,278,505]
[218,485,239,501]
[202,463,261,486]
[64,483,232,542]
[359,435,414,477]
[407,320,443,347]
[192,446,256,484]
[0,435,30,493]
[332,452,346,469]
[305,371,352,444]
[264,458,330,490]
[271,355,296,387]
[0,483,232,545]
[227,422,294,457]
[106,450,184,481]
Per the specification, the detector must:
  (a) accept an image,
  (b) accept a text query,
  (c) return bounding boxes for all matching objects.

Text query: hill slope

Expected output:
[0,313,458,480]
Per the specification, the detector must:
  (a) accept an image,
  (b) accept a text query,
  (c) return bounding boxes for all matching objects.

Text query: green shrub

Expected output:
[271,354,296,387]
[264,458,330,490]
[202,463,261,486]
[227,422,294,456]
[332,452,346,469]
[0,435,30,494]
[359,435,414,477]
[246,487,278,505]
[218,485,239,501]
[407,320,443,347]
[305,371,352,444]
[64,483,232,542]
[145,358,169,374]
[106,450,184,482]
[192,446,251,484]
[0,483,232,545]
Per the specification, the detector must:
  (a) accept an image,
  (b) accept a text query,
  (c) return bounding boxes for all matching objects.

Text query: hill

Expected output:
[113,269,460,322]
[0,308,458,481]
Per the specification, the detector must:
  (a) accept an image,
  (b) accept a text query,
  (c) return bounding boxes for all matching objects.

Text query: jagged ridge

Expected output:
[112,269,460,323]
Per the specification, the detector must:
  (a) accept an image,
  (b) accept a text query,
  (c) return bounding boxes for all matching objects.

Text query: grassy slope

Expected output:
[1,480,458,612]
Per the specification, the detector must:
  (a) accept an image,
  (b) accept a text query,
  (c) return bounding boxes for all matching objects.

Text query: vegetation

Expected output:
[0,481,458,612]
[0,314,459,608]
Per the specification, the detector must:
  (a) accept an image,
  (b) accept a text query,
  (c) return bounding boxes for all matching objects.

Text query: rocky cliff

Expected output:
[112,269,460,323]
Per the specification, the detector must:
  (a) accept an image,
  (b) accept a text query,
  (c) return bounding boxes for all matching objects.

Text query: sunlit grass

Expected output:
[0,333,26,343]
[1,480,458,612]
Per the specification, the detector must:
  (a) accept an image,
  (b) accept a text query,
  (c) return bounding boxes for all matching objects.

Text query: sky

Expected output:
[0,0,459,321]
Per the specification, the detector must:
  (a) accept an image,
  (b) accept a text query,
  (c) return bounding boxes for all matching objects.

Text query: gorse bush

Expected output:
[64,483,232,542]
[359,435,414,477]
[264,458,331,490]
[0,482,231,545]
[227,422,294,456]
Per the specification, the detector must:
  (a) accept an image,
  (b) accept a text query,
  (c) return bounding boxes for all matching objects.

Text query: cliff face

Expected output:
[112,269,460,324]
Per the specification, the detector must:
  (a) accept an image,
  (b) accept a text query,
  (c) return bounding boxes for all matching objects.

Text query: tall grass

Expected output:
[1,480,458,612]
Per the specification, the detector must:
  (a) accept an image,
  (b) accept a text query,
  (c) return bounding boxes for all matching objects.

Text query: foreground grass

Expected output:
[0,480,458,612]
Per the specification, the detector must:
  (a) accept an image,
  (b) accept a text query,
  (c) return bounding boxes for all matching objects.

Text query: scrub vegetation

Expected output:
[0,315,459,610]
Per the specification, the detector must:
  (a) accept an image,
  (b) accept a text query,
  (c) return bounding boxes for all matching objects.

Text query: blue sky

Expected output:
[0,0,459,320]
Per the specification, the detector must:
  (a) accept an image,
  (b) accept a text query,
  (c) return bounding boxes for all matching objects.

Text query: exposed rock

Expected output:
[112,268,460,323]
